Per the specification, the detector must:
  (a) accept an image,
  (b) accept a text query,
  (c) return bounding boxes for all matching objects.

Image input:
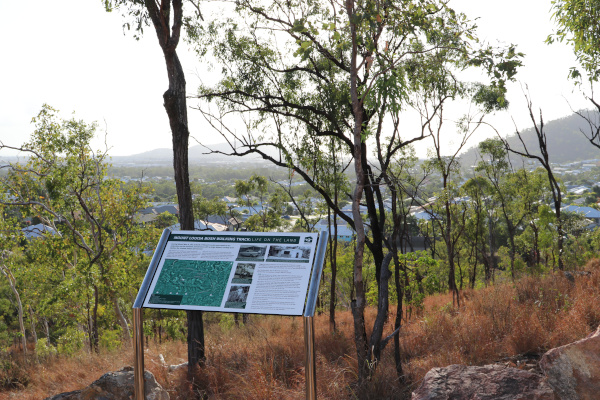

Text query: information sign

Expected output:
[140,231,319,316]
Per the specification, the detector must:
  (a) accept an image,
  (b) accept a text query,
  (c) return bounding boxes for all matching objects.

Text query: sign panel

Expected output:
[141,231,319,316]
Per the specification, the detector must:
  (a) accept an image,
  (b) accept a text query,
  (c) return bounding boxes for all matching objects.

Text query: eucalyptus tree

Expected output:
[460,176,493,286]
[276,135,351,329]
[192,194,228,228]
[0,106,150,352]
[322,137,351,331]
[518,168,556,269]
[501,97,566,270]
[383,145,431,379]
[103,0,204,368]
[0,222,27,354]
[190,0,521,384]
[422,121,474,306]
[476,138,532,280]
[234,174,284,231]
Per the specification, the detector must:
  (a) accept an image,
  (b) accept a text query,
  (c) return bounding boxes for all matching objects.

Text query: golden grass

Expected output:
[3,259,600,399]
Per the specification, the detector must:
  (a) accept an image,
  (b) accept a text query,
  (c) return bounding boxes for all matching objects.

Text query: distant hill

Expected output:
[111,112,600,168]
[460,111,600,167]
[110,143,275,165]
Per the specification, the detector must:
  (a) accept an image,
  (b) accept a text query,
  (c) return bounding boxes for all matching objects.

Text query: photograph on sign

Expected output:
[142,231,319,316]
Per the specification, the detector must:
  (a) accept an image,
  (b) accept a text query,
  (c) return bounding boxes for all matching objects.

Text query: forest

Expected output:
[2,0,600,398]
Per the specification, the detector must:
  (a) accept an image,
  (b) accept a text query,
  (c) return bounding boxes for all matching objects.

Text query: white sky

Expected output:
[0,0,591,158]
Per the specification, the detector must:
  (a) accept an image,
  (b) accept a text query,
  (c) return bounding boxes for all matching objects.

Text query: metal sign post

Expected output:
[303,230,328,400]
[132,229,170,400]
[132,229,328,400]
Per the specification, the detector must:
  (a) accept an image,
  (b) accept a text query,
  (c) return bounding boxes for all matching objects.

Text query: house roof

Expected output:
[562,205,600,219]
[135,213,159,224]
[22,223,58,239]
[138,204,179,215]
[168,220,228,232]
[567,186,590,195]
[412,211,435,221]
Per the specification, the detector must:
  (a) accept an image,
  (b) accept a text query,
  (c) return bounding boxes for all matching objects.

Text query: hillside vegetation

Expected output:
[4,258,600,400]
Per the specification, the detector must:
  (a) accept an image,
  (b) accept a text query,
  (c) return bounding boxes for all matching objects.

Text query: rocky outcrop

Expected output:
[412,324,600,400]
[540,325,600,400]
[44,366,169,400]
[411,364,556,400]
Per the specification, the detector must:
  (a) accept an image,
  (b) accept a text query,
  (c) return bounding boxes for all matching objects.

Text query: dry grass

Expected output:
[3,259,600,399]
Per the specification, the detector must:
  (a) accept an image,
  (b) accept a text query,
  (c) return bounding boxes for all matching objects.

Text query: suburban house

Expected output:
[561,205,600,230]
[317,217,355,242]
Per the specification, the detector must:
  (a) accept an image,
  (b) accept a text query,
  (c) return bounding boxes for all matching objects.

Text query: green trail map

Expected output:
[148,259,233,307]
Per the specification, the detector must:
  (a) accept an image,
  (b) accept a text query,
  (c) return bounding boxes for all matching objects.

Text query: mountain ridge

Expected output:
[107,111,600,166]
[459,111,600,167]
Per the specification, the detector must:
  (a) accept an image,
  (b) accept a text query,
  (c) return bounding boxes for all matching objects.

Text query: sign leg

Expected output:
[133,307,146,400]
[304,316,317,400]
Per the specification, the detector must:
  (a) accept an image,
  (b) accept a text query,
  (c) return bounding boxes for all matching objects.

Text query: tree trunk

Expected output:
[110,292,131,346]
[346,0,370,386]
[328,206,338,331]
[393,256,405,382]
[92,284,99,353]
[29,306,37,345]
[186,310,205,368]
[43,317,50,343]
[2,266,27,354]
[368,252,393,367]
[144,0,204,372]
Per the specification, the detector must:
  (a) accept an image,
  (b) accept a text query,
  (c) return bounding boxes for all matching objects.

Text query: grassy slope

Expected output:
[3,258,600,400]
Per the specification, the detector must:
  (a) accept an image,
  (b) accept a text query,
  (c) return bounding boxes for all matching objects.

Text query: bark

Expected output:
[110,292,131,346]
[186,310,205,367]
[92,284,99,353]
[368,252,394,366]
[328,206,338,331]
[347,0,369,383]
[29,306,37,345]
[1,266,27,354]
[444,194,460,307]
[393,258,405,382]
[43,317,50,343]
[486,210,495,283]
[144,0,203,372]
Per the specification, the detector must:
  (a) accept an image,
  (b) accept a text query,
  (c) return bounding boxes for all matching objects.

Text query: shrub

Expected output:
[100,329,122,351]
[57,328,86,355]
[35,337,57,359]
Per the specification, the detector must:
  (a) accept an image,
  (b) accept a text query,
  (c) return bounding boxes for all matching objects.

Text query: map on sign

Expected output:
[148,260,232,307]
[141,231,319,315]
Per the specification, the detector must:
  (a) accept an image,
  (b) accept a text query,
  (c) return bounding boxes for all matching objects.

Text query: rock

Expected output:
[44,366,169,400]
[44,391,81,400]
[167,362,188,372]
[563,271,591,284]
[411,364,556,400]
[540,325,600,400]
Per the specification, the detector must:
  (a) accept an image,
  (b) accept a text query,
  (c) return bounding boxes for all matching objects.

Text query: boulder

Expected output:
[411,364,556,400]
[44,366,169,400]
[540,325,600,400]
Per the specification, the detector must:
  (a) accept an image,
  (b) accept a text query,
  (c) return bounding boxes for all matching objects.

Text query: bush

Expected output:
[100,329,123,351]
[57,328,86,355]
[35,337,57,359]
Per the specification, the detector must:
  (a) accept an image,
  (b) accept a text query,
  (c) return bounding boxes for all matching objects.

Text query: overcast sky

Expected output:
[0,0,591,158]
